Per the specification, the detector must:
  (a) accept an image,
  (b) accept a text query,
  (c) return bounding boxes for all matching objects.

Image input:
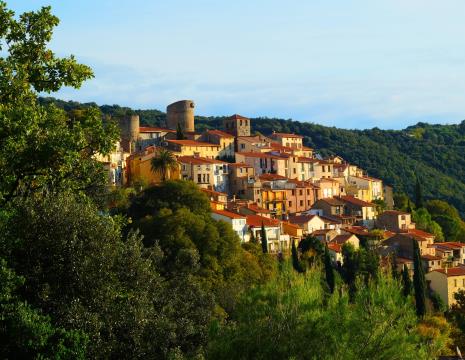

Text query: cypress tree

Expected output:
[291,240,304,273]
[176,122,185,140]
[415,177,424,209]
[324,244,335,293]
[407,199,413,213]
[402,264,412,297]
[249,229,257,244]
[413,239,426,317]
[261,222,268,254]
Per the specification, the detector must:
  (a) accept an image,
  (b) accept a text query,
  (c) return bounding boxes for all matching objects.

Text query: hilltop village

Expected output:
[99,99,465,309]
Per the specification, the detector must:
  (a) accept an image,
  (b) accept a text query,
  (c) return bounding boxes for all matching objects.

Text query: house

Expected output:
[228,162,255,197]
[270,132,303,149]
[338,195,377,227]
[201,188,228,204]
[288,214,326,234]
[430,242,465,267]
[200,130,235,159]
[330,234,360,249]
[327,243,344,265]
[426,267,465,308]
[166,139,221,159]
[136,126,176,150]
[315,178,342,198]
[126,146,181,185]
[377,210,415,232]
[285,179,318,214]
[282,222,304,240]
[211,209,248,243]
[347,175,384,202]
[235,151,288,177]
[178,156,229,192]
[312,229,339,242]
[383,233,436,266]
[246,215,290,253]
[311,198,346,218]
[237,203,272,219]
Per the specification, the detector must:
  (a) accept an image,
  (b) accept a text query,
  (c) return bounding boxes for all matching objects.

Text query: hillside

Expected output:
[39,97,465,216]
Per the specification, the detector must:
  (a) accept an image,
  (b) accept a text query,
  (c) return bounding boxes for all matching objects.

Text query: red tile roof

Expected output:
[206,129,234,138]
[201,188,228,197]
[288,214,319,224]
[230,114,249,120]
[400,229,435,238]
[212,209,245,220]
[259,173,287,181]
[432,267,465,277]
[139,126,176,133]
[327,243,342,252]
[271,132,304,139]
[421,254,442,261]
[338,195,375,207]
[167,139,220,147]
[246,214,280,228]
[246,203,271,214]
[236,151,283,160]
[332,234,356,245]
[229,162,253,168]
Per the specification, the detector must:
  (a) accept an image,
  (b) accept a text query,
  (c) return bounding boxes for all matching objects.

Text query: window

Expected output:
[240,120,243,126]
[197,174,201,183]
[292,190,295,196]
[299,200,303,207]
[299,190,303,196]
[307,189,310,195]
[289,201,292,207]
[241,143,245,149]
[322,166,325,172]
[293,168,296,174]
[207,174,210,182]
[307,200,310,206]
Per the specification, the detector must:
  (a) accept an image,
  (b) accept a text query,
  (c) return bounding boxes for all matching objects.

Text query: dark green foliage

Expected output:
[291,241,304,273]
[207,265,449,360]
[402,265,412,297]
[298,235,324,256]
[430,291,446,313]
[415,177,424,209]
[324,245,335,293]
[413,240,427,317]
[0,259,87,359]
[342,243,359,298]
[261,222,268,254]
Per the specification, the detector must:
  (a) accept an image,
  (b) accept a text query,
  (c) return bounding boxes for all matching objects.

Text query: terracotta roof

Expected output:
[400,229,435,238]
[288,214,319,224]
[259,173,287,181]
[246,203,271,214]
[382,210,410,216]
[201,188,228,197]
[432,267,465,277]
[269,142,294,152]
[327,243,342,252]
[177,156,226,165]
[139,126,176,133]
[338,195,374,207]
[167,139,220,147]
[302,146,313,151]
[316,198,345,206]
[206,129,234,138]
[298,157,319,163]
[421,254,442,261]
[283,222,301,230]
[332,234,356,245]
[212,209,245,220]
[312,229,335,235]
[246,214,280,228]
[319,215,342,224]
[230,114,249,120]
[344,226,370,236]
[431,242,465,250]
[271,132,303,139]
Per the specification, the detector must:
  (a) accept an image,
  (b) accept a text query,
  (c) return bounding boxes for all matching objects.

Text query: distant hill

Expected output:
[39,97,465,216]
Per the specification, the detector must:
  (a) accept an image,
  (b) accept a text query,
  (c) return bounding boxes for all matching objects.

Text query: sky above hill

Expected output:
[8,0,465,129]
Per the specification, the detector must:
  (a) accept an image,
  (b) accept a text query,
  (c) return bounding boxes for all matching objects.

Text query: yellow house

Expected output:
[270,132,303,149]
[261,188,287,216]
[200,130,235,159]
[127,146,180,185]
[166,139,221,159]
[426,267,465,308]
[347,175,384,202]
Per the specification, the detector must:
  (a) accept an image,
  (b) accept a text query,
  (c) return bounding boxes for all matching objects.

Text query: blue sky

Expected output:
[8,0,465,129]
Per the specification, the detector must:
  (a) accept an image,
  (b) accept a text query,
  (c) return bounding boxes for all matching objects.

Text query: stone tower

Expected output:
[223,114,251,137]
[119,114,140,153]
[166,100,195,132]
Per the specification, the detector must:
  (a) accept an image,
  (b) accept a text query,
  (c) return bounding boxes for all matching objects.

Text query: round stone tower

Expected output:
[166,100,195,132]
[119,114,139,152]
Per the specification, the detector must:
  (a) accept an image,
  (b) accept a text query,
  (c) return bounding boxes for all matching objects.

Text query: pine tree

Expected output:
[324,244,335,293]
[413,239,426,317]
[291,240,304,273]
[261,222,268,254]
[401,264,412,297]
[176,122,185,140]
[415,177,424,209]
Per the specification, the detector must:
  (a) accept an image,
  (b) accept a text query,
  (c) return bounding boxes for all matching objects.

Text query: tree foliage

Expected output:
[413,240,427,318]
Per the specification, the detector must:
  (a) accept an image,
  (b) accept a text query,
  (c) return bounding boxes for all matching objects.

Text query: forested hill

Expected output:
[39,97,465,216]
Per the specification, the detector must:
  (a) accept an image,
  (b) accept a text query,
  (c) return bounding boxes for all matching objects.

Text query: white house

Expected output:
[211,209,248,243]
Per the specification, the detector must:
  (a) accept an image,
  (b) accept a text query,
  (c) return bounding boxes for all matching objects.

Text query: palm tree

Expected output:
[150,148,178,182]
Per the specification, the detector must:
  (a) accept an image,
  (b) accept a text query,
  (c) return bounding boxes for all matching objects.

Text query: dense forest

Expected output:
[39,98,465,216]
